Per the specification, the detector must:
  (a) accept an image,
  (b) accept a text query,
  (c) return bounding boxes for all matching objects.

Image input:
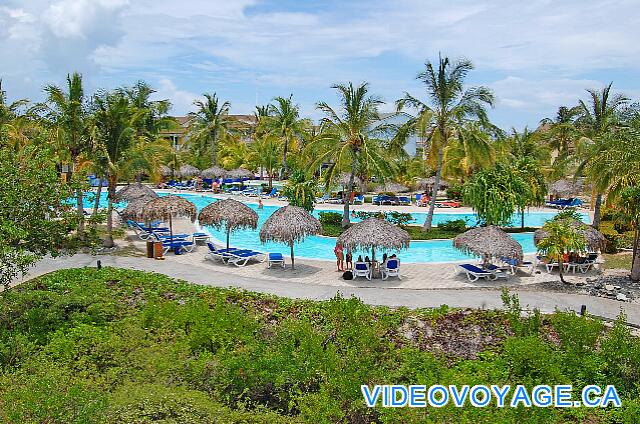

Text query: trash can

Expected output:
[146,240,154,258]
[153,241,163,259]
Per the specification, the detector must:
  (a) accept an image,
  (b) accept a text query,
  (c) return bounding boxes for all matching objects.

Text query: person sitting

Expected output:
[258,198,263,209]
[357,255,363,263]
[364,255,371,265]
[351,210,357,219]
[381,253,388,266]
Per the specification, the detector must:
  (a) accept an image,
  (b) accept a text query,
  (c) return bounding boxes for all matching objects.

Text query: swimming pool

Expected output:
[85,191,590,263]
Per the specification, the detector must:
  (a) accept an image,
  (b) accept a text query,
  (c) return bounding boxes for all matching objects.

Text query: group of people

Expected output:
[333,242,397,272]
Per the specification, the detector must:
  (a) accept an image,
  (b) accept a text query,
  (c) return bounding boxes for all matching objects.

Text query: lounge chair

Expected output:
[458,264,497,282]
[226,249,265,267]
[162,240,194,255]
[482,264,509,279]
[353,262,371,280]
[397,196,411,206]
[205,242,240,263]
[353,194,365,205]
[381,258,401,280]
[316,193,330,203]
[436,200,461,208]
[266,252,285,268]
[500,257,534,274]
[577,253,598,273]
[191,232,211,243]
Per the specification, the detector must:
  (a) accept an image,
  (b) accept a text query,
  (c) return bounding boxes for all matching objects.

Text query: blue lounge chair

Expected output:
[267,252,285,268]
[353,194,365,205]
[458,264,497,282]
[482,264,509,279]
[162,240,194,255]
[398,196,411,206]
[381,258,401,280]
[353,262,371,280]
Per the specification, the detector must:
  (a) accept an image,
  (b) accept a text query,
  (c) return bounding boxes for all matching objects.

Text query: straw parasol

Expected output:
[337,218,410,261]
[376,182,410,193]
[198,199,258,249]
[201,166,227,179]
[549,179,582,197]
[453,225,523,264]
[416,176,450,191]
[140,195,197,243]
[120,196,153,221]
[160,165,173,178]
[113,182,158,202]
[337,172,362,187]
[179,164,200,178]
[534,219,605,252]
[259,205,322,270]
[228,168,254,179]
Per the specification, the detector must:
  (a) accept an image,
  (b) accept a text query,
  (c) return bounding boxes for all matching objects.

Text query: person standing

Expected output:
[334,242,344,271]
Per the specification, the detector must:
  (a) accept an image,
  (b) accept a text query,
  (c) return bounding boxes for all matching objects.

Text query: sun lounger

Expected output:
[191,232,210,243]
[353,194,365,205]
[353,261,371,280]
[458,264,497,282]
[500,257,534,274]
[381,258,401,280]
[483,264,509,279]
[397,196,411,206]
[266,252,285,268]
[162,240,194,255]
[226,250,265,267]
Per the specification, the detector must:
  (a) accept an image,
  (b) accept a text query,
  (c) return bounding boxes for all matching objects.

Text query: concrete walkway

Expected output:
[20,254,640,326]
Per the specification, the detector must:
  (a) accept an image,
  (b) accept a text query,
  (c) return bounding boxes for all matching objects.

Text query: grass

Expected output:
[2,268,639,423]
[602,252,633,270]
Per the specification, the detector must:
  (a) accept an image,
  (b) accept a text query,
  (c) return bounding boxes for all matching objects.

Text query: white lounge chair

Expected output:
[353,262,371,280]
[266,252,285,268]
[381,258,401,280]
[458,264,497,282]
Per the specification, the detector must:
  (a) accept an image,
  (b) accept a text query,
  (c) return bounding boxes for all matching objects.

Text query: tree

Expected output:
[43,72,92,237]
[620,187,640,282]
[513,157,547,228]
[267,95,309,178]
[576,83,628,229]
[463,163,528,226]
[309,82,394,227]
[396,54,495,229]
[0,145,79,289]
[0,80,31,149]
[441,122,496,182]
[248,133,280,190]
[539,106,581,167]
[282,169,316,212]
[92,90,139,248]
[536,219,587,284]
[186,93,231,167]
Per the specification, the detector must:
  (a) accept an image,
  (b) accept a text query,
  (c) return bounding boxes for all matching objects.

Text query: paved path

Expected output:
[19,254,640,326]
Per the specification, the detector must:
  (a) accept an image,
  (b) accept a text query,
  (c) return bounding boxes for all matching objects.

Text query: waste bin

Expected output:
[146,240,154,258]
[153,241,163,259]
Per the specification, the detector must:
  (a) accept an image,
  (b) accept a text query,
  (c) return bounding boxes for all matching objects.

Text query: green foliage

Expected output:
[281,169,316,212]
[446,184,463,200]
[0,146,81,289]
[553,209,585,222]
[438,219,467,232]
[536,219,587,282]
[318,211,342,226]
[463,162,529,226]
[353,210,412,226]
[1,268,640,422]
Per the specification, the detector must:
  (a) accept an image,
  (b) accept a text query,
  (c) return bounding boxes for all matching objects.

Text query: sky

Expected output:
[1,0,639,129]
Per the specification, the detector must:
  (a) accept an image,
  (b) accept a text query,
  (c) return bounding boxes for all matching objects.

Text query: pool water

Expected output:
[86,191,591,263]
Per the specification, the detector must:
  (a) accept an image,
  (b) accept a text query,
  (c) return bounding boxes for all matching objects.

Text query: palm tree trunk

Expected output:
[92,176,103,217]
[559,257,567,284]
[290,241,295,270]
[71,157,85,237]
[211,128,217,166]
[631,227,640,282]
[342,155,358,228]
[592,193,603,229]
[103,174,117,248]
[280,135,289,179]
[423,145,445,230]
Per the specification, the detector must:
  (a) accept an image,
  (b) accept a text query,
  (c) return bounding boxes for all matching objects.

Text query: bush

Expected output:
[318,212,342,226]
[385,211,413,226]
[446,184,463,200]
[437,219,467,232]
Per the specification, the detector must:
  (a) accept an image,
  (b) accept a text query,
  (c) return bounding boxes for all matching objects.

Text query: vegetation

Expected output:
[536,219,587,284]
[1,268,640,422]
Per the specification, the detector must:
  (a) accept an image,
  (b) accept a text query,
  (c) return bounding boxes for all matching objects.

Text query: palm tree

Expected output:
[309,82,394,227]
[249,133,280,190]
[119,81,174,138]
[92,90,139,247]
[537,219,587,284]
[576,83,629,229]
[441,122,495,182]
[539,106,581,160]
[186,93,231,167]
[396,55,495,229]
[267,95,309,178]
[44,72,92,237]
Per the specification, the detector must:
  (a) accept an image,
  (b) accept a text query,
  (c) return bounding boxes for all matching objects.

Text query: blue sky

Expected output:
[1,0,639,129]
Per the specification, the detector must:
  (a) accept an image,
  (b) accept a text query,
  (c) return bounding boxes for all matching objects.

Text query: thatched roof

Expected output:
[337,172,362,187]
[416,177,450,190]
[198,199,258,231]
[160,165,173,177]
[228,168,254,179]
[375,182,410,193]
[549,179,582,197]
[337,218,410,251]
[201,166,227,179]
[120,197,153,220]
[139,195,197,222]
[453,225,523,262]
[179,164,200,178]
[259,205,321,244]
[534,219,605,251]
[113,183,158,202]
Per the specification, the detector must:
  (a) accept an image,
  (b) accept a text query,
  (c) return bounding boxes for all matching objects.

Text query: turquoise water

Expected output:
[87,191,590,263]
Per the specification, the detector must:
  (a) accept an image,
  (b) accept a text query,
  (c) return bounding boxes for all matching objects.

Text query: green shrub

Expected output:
[446,184,463,200]
[318,212,342,225]
[437,219,467,232]
[385,211,413,226]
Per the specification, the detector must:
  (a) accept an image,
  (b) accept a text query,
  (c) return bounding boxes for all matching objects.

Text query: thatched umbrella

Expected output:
[113,182,158,202]
[337,172,362,187]
[376,182,410,193]
[140,195,197,243]
[201,166,227,179]
[416,176,449,191]
[337,218,410,261]
[120,196,153,221]
[228,168,254,179]
[453,225,523,265]
[179,164,200,179]
[198,199,258,249]
[259,205,322,270]
[534,219,605,252]
[160,165,173,178]
[549,179,582,197]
